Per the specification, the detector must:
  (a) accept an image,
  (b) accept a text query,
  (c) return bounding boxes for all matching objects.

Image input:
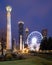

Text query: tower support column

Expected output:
[20,35,23,50]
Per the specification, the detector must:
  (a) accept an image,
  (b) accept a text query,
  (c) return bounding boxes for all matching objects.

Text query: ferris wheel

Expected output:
[27,31,43,51]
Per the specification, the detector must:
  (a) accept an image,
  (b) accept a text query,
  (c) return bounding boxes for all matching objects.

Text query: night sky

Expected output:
[0,0,52,40]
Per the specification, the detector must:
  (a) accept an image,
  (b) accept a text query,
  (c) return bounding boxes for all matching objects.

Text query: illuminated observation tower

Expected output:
[18,21,24,50]
[6,6,12,50]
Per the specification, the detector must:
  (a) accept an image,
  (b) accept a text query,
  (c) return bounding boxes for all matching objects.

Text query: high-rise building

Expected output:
[12,38,16,51]
[12,38,17,52]
[6,6,12,50]
[24,27,29,48]
[25,27,29,40]
[18,21,24,50]
[42,29,47,38]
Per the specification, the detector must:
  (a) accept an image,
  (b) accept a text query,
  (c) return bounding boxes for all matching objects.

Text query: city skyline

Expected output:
[0,0,52,40]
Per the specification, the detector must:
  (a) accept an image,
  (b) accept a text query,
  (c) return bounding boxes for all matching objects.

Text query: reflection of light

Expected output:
[22,48,29,53]
[13,48,17,53]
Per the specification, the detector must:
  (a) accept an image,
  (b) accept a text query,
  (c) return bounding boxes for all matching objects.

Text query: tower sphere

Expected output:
[6,6,12,12]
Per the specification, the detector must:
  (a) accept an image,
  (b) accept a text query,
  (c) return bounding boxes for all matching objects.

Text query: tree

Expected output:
[47,37,52,50]
[40,37,48,50]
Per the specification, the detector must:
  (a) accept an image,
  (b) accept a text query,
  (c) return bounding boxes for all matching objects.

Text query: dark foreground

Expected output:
[0,53,52,65]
